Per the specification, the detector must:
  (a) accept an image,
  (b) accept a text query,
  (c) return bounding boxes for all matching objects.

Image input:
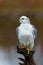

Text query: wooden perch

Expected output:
[17,46,36,65]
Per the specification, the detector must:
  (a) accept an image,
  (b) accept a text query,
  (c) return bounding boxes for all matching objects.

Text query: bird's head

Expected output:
[19,16,31,24]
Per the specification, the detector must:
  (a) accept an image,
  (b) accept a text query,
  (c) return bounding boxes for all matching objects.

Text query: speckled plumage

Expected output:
[16,16,37,49]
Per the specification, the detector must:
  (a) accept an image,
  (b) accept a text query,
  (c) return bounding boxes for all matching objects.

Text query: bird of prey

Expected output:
[16,16,37,54]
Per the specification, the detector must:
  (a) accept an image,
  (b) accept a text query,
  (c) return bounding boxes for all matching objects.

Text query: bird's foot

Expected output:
[21,46,31,54]
[26,48,31,54]
[21,46,26,49]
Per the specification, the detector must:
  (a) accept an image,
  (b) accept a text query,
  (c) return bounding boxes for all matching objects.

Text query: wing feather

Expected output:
[32,25,37,39]
[16,27,19,36]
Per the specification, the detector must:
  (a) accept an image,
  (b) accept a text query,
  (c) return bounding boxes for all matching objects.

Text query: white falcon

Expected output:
[16,16,37,53]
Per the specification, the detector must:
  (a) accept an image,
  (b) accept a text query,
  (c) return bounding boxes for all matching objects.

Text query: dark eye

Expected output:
[22,18,24,20]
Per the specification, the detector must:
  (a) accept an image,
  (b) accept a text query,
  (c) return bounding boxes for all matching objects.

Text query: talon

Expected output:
[21,45,26,49]
[26,48,31,54]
